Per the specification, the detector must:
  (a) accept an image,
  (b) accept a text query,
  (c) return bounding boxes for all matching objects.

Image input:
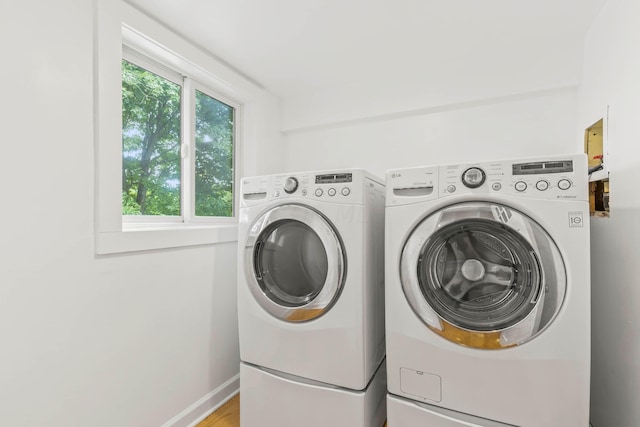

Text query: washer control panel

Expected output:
[440,157,584,200]
[387,154,588,205]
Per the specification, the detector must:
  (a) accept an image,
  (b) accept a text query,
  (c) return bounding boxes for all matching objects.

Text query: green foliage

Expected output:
[195,90,234,217]
[121,60,181,216]
[122,192,141,215]
[121,60,234,218]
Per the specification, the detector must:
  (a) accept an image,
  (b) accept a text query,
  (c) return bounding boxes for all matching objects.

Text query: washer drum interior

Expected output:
[400,202,566,349]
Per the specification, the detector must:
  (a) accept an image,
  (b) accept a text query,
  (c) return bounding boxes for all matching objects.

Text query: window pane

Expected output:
[121,59,181,216]
[195,90,234,217]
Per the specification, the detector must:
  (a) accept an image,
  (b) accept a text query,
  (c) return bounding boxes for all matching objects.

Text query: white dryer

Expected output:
[238,169,386,390]
[385,154,590,427]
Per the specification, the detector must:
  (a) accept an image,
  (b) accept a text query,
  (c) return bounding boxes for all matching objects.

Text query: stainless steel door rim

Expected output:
[400,201,566,349]
[245,204,346,322]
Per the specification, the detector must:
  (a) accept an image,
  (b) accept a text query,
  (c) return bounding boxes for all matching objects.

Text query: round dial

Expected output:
[283,177,299,194]
[461,167,486,188]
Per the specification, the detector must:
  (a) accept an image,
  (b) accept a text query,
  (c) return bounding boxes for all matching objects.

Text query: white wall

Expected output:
[0,1,281,426]
[280,33,585,133]
[282,88,579,177]
[579,0,640,425]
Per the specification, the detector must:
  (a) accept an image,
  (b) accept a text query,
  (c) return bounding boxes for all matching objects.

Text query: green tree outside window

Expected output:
[121,59,234,218]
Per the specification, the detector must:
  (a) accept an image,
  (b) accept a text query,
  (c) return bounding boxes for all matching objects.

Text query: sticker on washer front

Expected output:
[569,211,584,227]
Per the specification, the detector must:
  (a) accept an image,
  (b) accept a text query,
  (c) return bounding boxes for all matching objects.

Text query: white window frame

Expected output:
[121,48,185,224]
[121,47,240,225]
[188,81,240,224]
[94,1,260,254]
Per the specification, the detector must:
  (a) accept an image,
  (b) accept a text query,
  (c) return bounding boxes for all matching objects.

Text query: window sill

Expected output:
[95,223,238,255]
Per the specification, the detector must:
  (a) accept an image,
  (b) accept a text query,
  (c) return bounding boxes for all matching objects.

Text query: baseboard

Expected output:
[161,374,240,427]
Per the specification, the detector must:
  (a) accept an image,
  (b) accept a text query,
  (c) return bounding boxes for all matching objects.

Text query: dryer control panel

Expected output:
[387,154,588,206]
[240,169,383,207]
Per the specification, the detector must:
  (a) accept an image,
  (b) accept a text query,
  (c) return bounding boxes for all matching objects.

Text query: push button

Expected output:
[314,188,323,197]
[515,181,527,192]
[558,179,572,190]
[328,188,336,196]
[536,180,549,191]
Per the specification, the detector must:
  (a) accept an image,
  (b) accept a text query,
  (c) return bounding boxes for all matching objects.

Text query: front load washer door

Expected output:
[245,204,346,322]
[400,202,566,349]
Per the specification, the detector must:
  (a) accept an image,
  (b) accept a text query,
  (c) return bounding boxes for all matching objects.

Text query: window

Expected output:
[194,89,235,217]
[94,1,277,254]
[122,49,236,223]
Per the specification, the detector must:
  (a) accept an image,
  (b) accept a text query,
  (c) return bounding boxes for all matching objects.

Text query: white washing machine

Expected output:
[237,169,386,426]
[385,154,590,427]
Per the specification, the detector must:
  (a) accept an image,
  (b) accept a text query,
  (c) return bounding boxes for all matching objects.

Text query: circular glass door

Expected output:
[401,202,566,349]
[245,204,346,322]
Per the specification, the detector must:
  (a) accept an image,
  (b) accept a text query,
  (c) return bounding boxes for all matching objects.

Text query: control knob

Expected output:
[462,167,486,188]
[283,177,299,194]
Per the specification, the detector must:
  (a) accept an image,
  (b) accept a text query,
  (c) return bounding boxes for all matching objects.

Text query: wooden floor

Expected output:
[197,394,240,427]
[196,394,387,427]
